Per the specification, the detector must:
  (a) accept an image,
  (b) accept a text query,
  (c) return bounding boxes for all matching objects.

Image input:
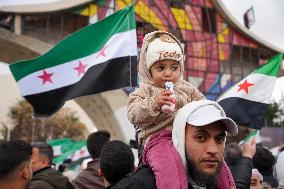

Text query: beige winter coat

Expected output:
[127,31,204,143]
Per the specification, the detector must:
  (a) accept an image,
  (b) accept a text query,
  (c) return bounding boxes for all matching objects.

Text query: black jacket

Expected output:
[259,170,278,188]
[228,156,253,189]
[30,166,73,189]
[106,166,156,189]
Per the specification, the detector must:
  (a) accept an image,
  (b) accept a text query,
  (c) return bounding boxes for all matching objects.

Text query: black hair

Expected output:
[31,142,53,165]
[58,164,67,173]
[87,130,110,159]
[100,140,134,185]
[253,146,275,172]
[0,140,32,179]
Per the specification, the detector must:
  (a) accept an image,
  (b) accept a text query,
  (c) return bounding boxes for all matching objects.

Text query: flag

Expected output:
[9,5,137,117]
[244,6,255,29]
[239,130,258,145]
[48,138,73,157]
[218,54,283,130]
[49,139,89,165]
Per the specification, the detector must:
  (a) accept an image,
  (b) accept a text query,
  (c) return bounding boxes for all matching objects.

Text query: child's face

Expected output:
[150,59,181,88]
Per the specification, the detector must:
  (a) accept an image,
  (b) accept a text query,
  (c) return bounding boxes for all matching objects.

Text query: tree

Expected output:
[265,95,284,127]
[8,100,88,141]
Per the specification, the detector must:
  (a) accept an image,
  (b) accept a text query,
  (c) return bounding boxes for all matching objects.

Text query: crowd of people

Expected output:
[1,101,284,189]
[1,31,284,189]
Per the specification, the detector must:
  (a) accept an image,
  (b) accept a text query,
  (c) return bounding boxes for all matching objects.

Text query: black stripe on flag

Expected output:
[25,56,137,117]
[219,97,269,130]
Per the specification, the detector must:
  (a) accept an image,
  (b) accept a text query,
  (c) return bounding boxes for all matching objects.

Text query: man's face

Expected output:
[31,147,47,173]
[250,174,262,189]
[185,121,226,177]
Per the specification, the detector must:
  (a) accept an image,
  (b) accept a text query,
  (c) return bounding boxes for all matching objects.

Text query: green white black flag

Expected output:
[9,5,137,117]
[218,54,283,129]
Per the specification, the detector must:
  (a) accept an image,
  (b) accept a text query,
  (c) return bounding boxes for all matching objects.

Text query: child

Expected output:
[127,31,233,189]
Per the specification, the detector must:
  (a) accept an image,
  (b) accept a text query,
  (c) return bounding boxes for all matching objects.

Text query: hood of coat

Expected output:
[275,151,284,187]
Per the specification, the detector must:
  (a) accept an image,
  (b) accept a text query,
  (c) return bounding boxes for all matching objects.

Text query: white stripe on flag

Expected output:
[52,145,62,156]
[71,146,89,161]
[218,73,276,104]
[17,29,137,96]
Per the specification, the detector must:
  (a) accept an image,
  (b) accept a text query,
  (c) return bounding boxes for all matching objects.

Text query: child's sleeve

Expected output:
[191,86,206,101]
[127,89,161,129]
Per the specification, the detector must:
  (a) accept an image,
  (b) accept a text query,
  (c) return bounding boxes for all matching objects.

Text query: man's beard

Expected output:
[186,155,221,189]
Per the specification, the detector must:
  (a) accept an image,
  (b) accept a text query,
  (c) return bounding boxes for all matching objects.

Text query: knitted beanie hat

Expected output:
[145,33,184,70]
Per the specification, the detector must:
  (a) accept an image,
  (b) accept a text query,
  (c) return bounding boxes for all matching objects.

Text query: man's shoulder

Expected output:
[32,167,73,189]
[30,179,54,189]
[32,167,55,179]
[113,166,156,189]
[72,161,104,189]
[73,160,101,179]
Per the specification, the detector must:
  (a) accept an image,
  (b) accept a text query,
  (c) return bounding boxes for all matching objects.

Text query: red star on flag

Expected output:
[96,45,108,59]
[79,149,85,157]
[38,70,53,85]
[237,79,254,94]
[74,61,87,77]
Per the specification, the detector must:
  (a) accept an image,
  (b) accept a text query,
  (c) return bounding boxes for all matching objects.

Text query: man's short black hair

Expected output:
[0,140,32,180]
[100,140,134,185]
[253,146,275,172]
[31,142,53,165]
[87,130,110,159]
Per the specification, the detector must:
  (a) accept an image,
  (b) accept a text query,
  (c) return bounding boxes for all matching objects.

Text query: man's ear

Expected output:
[42,157,50,166]
[98,168,103,177]
[21,165,29,180]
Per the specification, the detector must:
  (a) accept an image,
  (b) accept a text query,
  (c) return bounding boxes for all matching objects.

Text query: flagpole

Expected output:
[128,3,132,87]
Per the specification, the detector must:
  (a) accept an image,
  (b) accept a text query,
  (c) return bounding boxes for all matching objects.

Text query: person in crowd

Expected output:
[224,137,256,189]
[127,30,206,189]
[30,142,73,189]
[172,100,238,189]
[253,146,278,188]
[274,151,284,189]
[113,100,238,188]
[72,130,110,189]
[250,169,263,189]
[0,140,33,189]
[99,140,135,188]
[58,159,78,182]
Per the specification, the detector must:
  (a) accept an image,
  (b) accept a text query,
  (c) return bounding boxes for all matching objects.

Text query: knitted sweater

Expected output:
[127,31,204,143]
[128,80,203,143]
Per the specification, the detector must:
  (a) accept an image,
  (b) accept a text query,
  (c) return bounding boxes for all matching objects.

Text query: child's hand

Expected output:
[154,90,174,108]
